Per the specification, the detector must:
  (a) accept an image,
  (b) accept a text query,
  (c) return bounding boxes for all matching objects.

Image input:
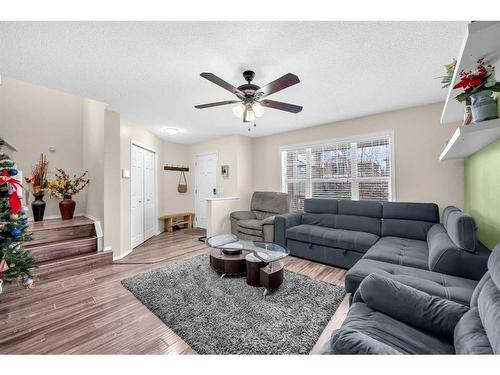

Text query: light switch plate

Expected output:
[121,168,130,178]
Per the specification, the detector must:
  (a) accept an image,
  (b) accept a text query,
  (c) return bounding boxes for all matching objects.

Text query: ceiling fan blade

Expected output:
[260,99,303,113]
[257,73,300,98]
[194,100,241,109]
[200,73,245,98]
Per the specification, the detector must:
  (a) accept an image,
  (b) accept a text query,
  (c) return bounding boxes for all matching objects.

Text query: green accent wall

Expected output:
[465,138,500,250]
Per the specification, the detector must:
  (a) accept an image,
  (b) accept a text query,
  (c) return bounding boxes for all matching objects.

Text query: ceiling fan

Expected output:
[194,70,302,126]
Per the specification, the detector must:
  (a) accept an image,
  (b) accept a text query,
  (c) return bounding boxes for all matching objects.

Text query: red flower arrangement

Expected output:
[453,58,500,102]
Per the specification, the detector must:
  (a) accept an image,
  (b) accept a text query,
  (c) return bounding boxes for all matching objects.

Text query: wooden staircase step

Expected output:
[27,217,96,247]
[28,237,98,263]
[35,251,113,279]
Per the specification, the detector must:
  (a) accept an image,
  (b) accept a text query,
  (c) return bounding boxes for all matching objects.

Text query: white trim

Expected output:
[130,139,159,249]
[281,130,396,207]
[113,247,133,261]
[206,196,240,201]
[279,130,395,152]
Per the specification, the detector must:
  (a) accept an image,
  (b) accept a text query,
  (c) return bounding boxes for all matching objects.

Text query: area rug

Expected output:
[121,254,345,354]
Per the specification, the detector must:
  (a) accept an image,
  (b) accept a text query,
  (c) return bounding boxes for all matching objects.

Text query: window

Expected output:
[281,133,393,211]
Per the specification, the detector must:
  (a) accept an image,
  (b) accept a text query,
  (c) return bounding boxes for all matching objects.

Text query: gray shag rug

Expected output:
[121,254,345,354]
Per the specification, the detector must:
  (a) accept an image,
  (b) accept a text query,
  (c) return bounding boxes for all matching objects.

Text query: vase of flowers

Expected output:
[24,154,49,222]
[452,58,500,123]
[47,168,90,220]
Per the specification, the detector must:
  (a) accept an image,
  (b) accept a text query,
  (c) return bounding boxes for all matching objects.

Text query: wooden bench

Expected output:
[159,212,194,232]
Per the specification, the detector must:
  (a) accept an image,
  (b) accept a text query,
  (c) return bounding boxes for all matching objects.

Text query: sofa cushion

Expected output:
[250,191,290,215]
[304,198,338,214]
[345,259,478,306]
[302,213,336,228]
[381,202,439,241]
[237,219,263,237]
[382,202,440,222]
[285,224,379,253]
[363,236,429,269]
[334,200,382,236]
[327,328,402,354]
[338,200,382,218]
[330,302,455,354]
[444,210,478,252]
[454,308,494,354]
[427,224,489,280]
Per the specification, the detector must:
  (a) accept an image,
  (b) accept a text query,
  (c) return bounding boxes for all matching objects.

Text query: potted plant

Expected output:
[24,154,49,222]
[47,168,89,220]
[452,58,500,123]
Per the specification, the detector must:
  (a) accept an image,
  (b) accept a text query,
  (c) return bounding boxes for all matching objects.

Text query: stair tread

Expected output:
[25,236,97,249]
[28,217,94,232]
[37,250,111,267]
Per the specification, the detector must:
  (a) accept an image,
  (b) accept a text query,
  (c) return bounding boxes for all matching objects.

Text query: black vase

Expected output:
[31,193,46,222]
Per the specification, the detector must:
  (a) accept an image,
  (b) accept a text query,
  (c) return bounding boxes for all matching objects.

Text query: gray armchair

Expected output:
[230,192,291,242]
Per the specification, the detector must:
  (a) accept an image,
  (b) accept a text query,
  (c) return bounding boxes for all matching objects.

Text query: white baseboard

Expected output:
[113,247,132,261]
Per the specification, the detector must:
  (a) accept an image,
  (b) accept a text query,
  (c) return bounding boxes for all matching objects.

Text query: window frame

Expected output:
[280,131,396,210]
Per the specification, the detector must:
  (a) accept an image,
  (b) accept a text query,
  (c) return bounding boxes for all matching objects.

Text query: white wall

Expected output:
[82,98,107,223]
[0,77,86,218]
[252,103,464,211]
[162,141,193,213]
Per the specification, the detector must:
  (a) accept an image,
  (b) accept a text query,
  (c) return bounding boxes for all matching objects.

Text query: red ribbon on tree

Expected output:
[0,170,23,214]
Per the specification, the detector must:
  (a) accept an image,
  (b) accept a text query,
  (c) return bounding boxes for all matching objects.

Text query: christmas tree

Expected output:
[0,150,36,289]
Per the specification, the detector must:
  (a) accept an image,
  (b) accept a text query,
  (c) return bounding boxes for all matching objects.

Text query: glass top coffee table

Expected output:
[206,234,290,296]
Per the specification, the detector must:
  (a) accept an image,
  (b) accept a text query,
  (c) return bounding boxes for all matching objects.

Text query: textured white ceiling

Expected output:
[0,21,466,144]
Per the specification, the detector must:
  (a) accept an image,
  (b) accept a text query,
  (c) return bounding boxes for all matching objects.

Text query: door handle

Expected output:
[213,188,217,195]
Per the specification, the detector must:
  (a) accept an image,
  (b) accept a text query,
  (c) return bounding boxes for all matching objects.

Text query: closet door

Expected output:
[143,148,156,241]
[131,144,144,248]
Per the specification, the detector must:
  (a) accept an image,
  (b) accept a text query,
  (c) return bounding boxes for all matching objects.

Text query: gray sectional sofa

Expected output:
[275,198,490,305]
[323,245,500,354]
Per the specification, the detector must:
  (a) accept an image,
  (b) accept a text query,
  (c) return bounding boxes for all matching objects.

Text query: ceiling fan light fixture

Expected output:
[232,103,245,118]
[253,102,265,117]
[243,105,256,123]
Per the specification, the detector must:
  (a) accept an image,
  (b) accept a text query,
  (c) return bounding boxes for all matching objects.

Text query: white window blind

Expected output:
[281,134,393,211]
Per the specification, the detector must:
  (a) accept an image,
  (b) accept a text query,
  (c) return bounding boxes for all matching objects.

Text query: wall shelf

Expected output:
[439,21,500,160]
[440,118,500,160]
[441,22,500,124]
[164,165,189,172]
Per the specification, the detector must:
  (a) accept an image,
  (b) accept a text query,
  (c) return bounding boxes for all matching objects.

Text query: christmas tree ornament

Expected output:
[10,213,18,220]
[21,206,29,213]
[20,218,28,225]
[0,170,23,214]
[9,168,18,176]
[11,228,21,237]
[21,274,34,287]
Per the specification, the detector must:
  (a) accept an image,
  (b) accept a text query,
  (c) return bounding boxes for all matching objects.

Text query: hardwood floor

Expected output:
[0,230,348,354]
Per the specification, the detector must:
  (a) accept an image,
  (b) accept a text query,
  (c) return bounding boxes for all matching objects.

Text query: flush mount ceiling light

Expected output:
[160,127,180,135]
[194,70,302,128]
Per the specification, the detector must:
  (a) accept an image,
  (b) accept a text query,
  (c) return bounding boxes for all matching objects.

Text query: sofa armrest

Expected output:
[274,212,302,246]
[261,215,275,225]
[427,224,489,281]
[230,211,256,221]
[326,328,401,355]
[356,273,469,342]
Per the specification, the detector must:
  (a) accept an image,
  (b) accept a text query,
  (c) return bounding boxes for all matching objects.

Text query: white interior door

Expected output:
[195,153,217,229]
[131,143,157,249]
[143,148,156,241]
[131,144,144,248]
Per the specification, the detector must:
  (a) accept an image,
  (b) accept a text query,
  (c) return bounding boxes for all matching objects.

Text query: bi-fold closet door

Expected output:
[131,143,156,249]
